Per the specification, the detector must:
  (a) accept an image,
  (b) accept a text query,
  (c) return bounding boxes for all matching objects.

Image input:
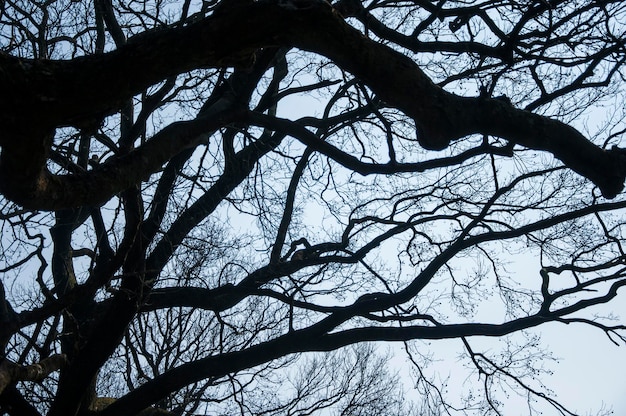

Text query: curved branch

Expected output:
[247,111,515,174]
[0,109,242,210]
[2,0,625,211]
[97,309,559,416]
[0,354,67,395]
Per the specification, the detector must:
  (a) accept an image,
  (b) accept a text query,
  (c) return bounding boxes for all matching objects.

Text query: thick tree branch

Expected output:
[1,0,624,207]
[100,260,626,416]
[0,355,67,395]
[0,109,242,210]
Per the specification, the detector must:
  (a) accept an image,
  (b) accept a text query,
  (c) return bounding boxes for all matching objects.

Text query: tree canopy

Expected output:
[1,0,625,415]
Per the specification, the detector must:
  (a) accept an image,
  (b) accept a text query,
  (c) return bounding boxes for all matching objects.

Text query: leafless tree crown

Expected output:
[0,0,625,415]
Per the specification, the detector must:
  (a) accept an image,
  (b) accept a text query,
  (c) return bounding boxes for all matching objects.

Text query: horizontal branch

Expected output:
[0,355,67,395]
[1,0,624,210]
[247,111,514,174]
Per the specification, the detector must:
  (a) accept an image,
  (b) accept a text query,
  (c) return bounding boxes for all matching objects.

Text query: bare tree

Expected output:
[0,0,625,415]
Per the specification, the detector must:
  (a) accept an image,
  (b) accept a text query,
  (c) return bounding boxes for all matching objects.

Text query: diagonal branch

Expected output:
[0,108,242,210]
[97,309,561,416]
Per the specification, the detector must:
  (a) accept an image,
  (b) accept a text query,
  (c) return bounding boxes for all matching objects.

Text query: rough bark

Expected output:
[0,355,67,395]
